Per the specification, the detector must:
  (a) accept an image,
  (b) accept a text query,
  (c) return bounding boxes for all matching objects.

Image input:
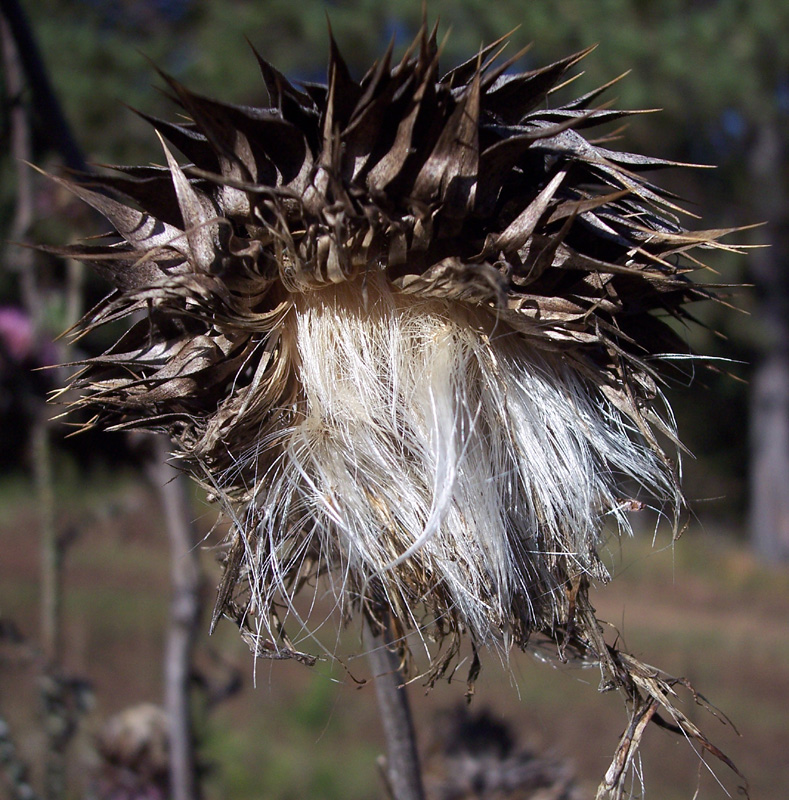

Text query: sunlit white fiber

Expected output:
[230,274,679,649]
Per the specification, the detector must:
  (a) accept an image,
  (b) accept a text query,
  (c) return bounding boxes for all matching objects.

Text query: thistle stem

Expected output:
[366,618,425,800]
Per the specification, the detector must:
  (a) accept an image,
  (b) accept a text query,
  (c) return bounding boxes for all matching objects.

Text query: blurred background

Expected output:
[1,1,787,799]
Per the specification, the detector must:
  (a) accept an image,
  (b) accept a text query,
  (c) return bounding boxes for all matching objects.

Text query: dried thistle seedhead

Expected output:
[46,18,756,796]
[52,25,748,795]
[55,26,727,660]
[424,705,583,800]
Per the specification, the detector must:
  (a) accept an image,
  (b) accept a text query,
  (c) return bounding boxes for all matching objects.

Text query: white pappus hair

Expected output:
[229,274,679,656]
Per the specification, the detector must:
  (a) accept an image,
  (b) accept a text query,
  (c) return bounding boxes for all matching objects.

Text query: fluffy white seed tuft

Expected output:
[224,275,679,653]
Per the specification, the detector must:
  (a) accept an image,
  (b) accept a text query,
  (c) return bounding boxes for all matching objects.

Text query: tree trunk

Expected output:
[2,14,68,799]
[750,354,789,559]
[748,116,789,560]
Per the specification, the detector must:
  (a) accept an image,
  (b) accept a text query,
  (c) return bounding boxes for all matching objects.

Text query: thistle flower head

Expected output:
[57,27,728,678]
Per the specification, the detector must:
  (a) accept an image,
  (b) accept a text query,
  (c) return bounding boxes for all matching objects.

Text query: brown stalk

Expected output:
[366,616,426,800]
[2,3,202,796]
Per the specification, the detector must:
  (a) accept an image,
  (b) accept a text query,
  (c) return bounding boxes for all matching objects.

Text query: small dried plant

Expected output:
[50,23,746,798]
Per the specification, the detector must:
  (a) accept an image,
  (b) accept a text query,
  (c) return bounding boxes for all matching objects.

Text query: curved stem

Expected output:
[366,618,425,800]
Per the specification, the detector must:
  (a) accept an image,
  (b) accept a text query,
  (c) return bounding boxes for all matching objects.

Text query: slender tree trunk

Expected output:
[750,354,789,559]
[0,0,87,172]
[748,117,789,561]
[1,14,69,800]
[366,619,425,800]
[149,437,203,800]
[0,13,60,666]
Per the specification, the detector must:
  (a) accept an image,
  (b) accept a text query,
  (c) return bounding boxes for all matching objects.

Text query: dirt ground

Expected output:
[1,472,788,799]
